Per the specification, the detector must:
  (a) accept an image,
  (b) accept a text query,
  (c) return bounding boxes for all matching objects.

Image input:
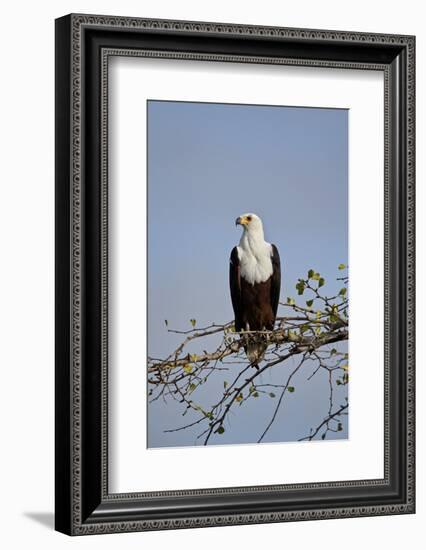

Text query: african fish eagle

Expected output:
[229,213,281,365]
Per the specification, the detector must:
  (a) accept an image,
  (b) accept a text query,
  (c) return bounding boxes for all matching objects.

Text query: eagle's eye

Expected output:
[247,216,252,222]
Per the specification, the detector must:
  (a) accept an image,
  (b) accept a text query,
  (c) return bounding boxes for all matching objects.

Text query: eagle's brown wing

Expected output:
[229,247,243,332]
[270,244,281,320]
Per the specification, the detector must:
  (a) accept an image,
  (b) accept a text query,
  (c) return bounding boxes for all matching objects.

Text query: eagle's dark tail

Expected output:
[244,338,267,366]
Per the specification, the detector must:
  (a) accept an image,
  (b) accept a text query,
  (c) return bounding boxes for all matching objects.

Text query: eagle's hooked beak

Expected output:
[235,216,249,227]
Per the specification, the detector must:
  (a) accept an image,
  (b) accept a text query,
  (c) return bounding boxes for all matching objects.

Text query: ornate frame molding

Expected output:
[55,14,415,535]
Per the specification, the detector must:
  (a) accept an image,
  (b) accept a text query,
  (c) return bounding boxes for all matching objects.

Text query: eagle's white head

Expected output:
[235,213,264,237]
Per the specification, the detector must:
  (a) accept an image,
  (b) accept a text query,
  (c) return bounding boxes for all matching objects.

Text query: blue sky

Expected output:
[147,100,348,448]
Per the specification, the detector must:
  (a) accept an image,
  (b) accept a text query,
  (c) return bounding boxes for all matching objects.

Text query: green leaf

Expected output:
[338,263,346,270]
[269,393,276,398]
[308,269,315,278]
[223,381,228,389]
[312,272,321,281]
[216,426,225,434]
[287,386,295,393]
[253,392,259,398]
[183,364,193,374]
[287,297,295,305]
[164,319,168,327]
[318,277,325,288]
[330,348,337,355]
[296,280,305,295]
[189,383,197,392]
[339,287,347,296]
[306,299,314,308]
[190,318,196,327]
[337,423,343,431]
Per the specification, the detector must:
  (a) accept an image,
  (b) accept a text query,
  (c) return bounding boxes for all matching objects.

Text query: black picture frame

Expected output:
[55,13,415,535]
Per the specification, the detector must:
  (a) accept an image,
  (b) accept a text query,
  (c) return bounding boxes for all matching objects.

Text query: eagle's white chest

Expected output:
[237,240,273,285]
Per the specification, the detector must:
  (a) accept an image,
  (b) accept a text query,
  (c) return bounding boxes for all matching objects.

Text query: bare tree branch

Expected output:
[298,403,349,441]
[148,267,349,445]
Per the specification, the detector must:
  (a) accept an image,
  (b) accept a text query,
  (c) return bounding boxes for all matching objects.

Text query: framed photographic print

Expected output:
[55,14,415,535]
